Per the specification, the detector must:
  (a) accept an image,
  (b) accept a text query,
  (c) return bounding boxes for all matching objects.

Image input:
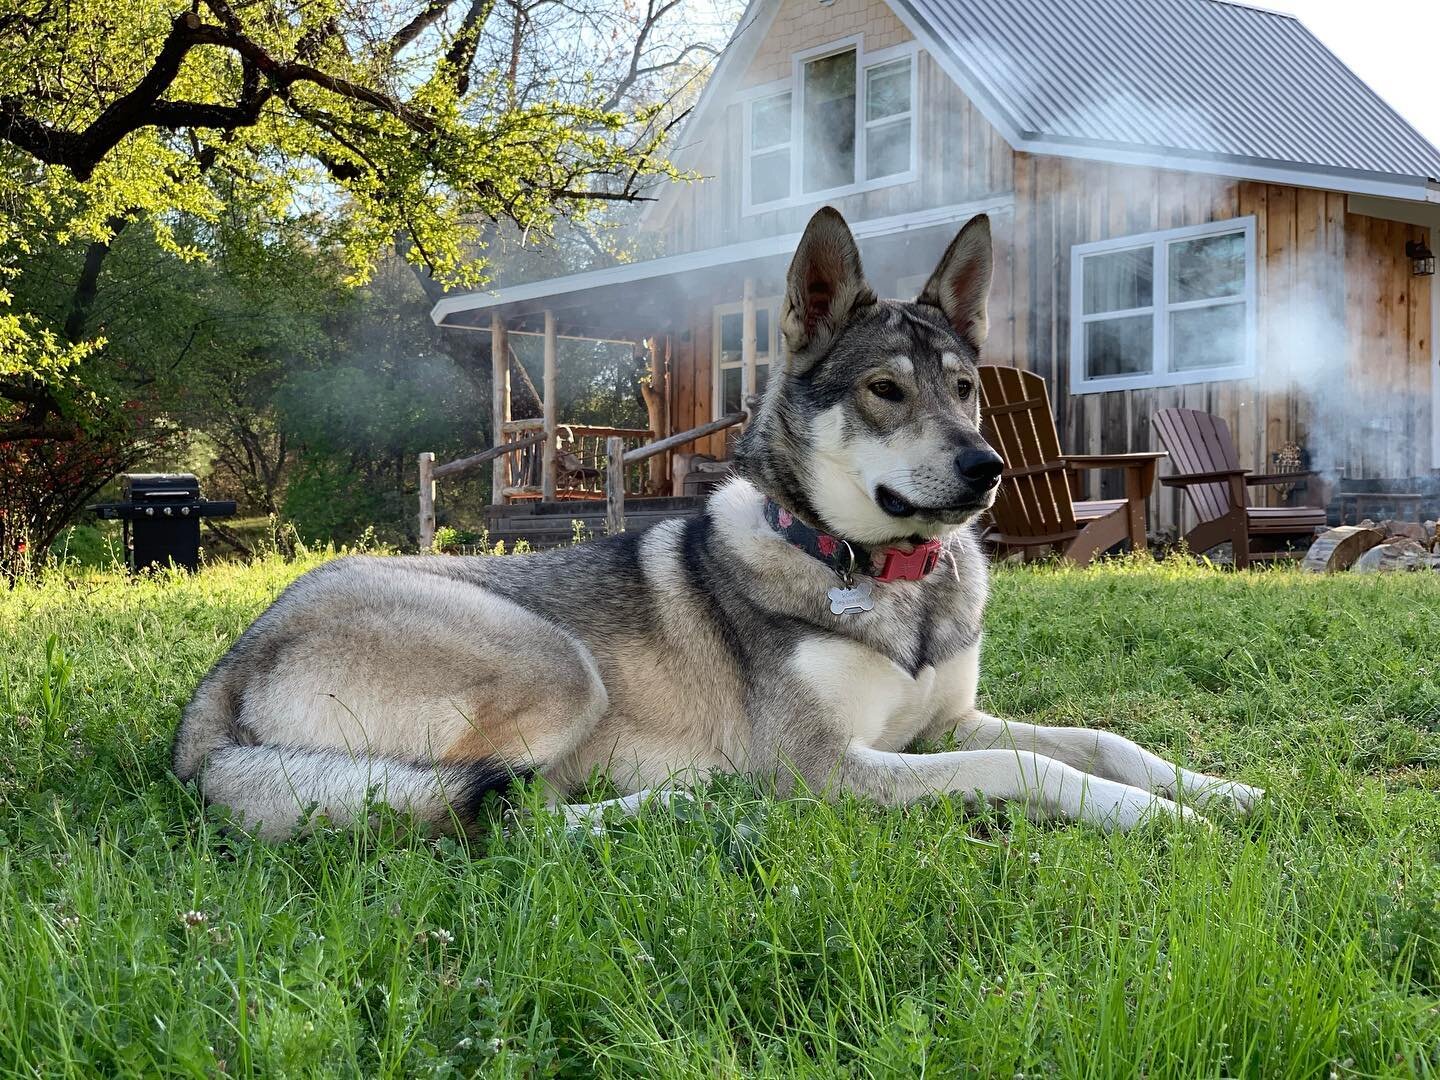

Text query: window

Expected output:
[864,58,912,181]
[1071,217,1256,394]
[803,50,856,193]
[749,91,791,205]
[742,39,916,213]
[713,300,779,417]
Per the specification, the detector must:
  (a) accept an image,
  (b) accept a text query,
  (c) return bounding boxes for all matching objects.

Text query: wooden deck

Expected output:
[484,496,708,550]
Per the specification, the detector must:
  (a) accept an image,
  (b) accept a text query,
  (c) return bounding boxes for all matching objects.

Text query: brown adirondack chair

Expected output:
[1151,408,1326,569]
[978,366,1165,563]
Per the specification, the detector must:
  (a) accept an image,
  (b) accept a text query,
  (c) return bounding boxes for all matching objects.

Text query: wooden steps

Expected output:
[484,496,707,550]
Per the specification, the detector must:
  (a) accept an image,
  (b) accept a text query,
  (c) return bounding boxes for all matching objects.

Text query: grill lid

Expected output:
[123,473,201,500]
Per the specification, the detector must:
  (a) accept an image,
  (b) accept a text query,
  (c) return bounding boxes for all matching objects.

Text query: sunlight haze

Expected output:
[1262,0,1440,148]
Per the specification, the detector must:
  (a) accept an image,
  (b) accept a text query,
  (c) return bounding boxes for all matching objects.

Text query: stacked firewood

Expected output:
[1303,520,1440,573]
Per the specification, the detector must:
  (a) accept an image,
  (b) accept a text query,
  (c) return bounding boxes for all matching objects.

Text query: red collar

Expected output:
[870,541,945,583]
[762,498,943,583]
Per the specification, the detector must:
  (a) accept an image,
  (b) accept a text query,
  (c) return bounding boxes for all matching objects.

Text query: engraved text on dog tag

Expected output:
[827,579,875,616]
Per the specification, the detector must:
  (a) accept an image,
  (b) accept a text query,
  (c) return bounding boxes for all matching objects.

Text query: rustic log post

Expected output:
[741,277,758,422]
[418,452,436,550]
[663,335,674,481]
[659,336,672,438]
[542,310,558,502]
[640,335,671,492]
[605,436,626,534]
[491,314,510,506]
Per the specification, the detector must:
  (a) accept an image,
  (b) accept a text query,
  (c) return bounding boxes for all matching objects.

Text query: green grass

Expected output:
[2,555,1438,1078]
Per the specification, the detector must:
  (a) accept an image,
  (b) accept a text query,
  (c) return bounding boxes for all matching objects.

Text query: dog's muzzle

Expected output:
[955,447,1004,490]
[873,442,1005,522]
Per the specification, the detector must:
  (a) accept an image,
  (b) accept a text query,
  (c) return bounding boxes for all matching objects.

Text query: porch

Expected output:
[418,204,1005,547]
[416,278,760,548]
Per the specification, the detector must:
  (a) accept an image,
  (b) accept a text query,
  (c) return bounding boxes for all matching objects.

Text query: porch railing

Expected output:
[419,432,547,548]
[494,419,654,500]
[417,416,737,549]
[605,413,746,534]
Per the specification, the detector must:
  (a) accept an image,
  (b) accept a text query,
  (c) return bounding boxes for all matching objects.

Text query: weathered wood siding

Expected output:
[657,15,1434,523]
[660,0,1017,459]
[996,154,1432,537]
[1339,214,1434,485]
[657,0,1013,254]
[663,52,1012,253]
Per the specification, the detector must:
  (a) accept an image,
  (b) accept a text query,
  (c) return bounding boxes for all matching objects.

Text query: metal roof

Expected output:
[434,196,1013,327]
[894,0,1440,188]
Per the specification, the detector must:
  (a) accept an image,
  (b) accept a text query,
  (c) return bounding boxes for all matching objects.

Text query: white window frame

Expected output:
[742,83,793,211]
[1070,216,1258,395]
[739,37,919,216]
[712,298,781,419]
[862,55,916,185]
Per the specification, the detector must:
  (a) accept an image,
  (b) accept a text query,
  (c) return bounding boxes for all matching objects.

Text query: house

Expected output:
[425,0,1440,546]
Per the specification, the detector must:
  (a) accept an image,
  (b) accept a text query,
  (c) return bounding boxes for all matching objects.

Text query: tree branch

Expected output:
[63,215,129,342]
[0,12,439,181]
[597,0,683,112]
[388,0,455,57]
[445,0,495,96]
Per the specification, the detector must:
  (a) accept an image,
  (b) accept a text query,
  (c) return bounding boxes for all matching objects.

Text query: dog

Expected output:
[172,207,1262,839]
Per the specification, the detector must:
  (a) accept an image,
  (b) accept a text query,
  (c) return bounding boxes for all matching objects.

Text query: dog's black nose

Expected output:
[956,448,1004,488]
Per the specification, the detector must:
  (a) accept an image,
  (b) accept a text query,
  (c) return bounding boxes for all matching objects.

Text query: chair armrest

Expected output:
[1246,470,1317,486]
[1062,452,1167,471]
[1160,468,1250,487]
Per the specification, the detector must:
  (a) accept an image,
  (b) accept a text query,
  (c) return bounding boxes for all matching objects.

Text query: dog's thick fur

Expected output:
[173,208,1261,838]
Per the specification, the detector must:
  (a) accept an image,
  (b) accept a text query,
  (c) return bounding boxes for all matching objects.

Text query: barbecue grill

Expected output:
[88,474,236,572]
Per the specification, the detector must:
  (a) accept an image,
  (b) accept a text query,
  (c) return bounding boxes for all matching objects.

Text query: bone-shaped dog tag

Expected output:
[827,579,875,616]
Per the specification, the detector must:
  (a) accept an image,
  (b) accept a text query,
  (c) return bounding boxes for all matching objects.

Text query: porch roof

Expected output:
[429,196,1014,338]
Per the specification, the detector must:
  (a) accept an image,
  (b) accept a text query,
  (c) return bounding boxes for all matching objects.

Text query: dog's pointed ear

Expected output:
[917,214,993,352]
[781,207,876,369]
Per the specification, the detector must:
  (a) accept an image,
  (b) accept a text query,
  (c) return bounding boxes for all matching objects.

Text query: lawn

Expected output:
[2,554,1438,1078]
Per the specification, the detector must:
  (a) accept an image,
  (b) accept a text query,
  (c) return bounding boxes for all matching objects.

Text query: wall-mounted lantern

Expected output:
[1406,239,1436,277]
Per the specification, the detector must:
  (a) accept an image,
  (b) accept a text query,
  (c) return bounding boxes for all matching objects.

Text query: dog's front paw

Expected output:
[1091,785,1209,832]
[1173,772,1265,815]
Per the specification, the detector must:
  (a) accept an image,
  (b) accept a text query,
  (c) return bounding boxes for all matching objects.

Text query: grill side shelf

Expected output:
[86,500,237,521]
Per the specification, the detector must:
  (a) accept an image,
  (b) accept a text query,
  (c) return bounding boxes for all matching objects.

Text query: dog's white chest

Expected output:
[787,638,979,750]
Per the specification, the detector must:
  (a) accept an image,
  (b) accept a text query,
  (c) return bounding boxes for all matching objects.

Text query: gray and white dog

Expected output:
[173,207,1261,839]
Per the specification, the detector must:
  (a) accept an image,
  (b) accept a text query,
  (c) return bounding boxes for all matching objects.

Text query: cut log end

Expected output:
[1302,526,1385,573]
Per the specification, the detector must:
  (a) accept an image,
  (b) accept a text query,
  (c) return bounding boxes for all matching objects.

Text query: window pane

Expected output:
[754,362,770,398]
[1083,248,1153,314]
[1085,315,1153,379]
[1170,303,1246,371]
[719,312,742,360]
[803,50,856,193]
[865,117,910,179]
[722,366,743,414]
[1169,231,1246,303]
[865,59,910,120]
[721,310,771,354]
[750,148,790,204]
[751,92,791,150]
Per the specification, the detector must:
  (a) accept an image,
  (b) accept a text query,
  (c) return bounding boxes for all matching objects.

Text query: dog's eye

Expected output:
[869,380,903,402]
[956,379,974,401]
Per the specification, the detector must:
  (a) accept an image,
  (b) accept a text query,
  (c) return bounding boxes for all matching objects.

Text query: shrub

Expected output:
[281,458,389,548]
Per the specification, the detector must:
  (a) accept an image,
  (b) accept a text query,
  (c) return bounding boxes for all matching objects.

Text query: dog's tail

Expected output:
[171,664,526,840]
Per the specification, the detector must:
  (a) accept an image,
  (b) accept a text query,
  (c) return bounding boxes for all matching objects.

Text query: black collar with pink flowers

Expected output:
[762,498,943,584]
